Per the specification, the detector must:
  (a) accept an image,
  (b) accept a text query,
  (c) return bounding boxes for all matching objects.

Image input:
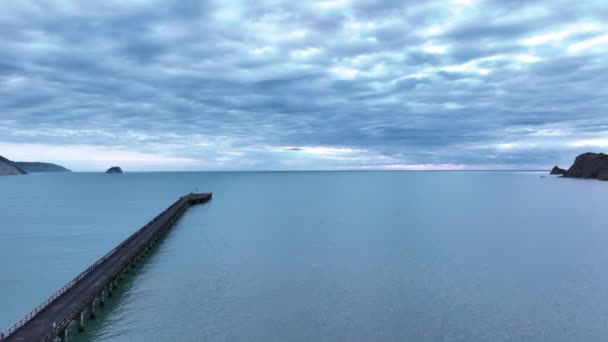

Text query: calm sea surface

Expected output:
[1,171,608,341]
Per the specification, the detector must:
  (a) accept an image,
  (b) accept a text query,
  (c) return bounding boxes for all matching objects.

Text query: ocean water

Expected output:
[1,171,608,341]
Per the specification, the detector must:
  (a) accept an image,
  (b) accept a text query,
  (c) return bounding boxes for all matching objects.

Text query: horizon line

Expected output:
[59,169,550,173]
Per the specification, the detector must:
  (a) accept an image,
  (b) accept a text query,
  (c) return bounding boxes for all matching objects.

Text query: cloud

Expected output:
[569,139,608,148]
[375,163,466,170]
[0,0,607,170]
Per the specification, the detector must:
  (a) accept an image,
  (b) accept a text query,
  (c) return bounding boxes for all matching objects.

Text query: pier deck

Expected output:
[2,193,212,341]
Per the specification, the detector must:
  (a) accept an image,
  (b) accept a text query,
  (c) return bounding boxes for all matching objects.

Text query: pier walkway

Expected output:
[1,193,212,341]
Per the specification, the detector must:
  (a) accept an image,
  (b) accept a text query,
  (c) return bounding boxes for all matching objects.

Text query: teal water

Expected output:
[1,171,608,341]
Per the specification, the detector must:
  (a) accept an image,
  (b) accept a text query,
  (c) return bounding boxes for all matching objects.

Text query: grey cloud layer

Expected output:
[1,0,607,169]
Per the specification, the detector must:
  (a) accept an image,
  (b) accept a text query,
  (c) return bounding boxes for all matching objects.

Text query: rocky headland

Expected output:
[552,152,608,181]
[0,155,27,176]
[550,166,567,175]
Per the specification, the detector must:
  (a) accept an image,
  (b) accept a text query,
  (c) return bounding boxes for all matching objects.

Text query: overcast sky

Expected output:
[1,1,607,171]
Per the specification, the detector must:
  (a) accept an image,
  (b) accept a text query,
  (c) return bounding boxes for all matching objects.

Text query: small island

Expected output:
[552,152,608,181]
[106,166,123,174]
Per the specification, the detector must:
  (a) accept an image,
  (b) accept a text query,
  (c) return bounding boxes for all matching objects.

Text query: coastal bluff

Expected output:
[106,166,123,174]
[0,155,27,176]
[15,162,71,173]
[553,152,608,181]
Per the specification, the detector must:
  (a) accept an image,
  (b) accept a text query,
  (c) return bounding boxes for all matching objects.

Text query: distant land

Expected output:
[0,155,27,176]
[0,155,71,176]
[552,152,608,181]
[15,162,71,173]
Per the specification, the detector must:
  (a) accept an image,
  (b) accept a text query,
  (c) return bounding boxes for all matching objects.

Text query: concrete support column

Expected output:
[100,290,106,306]
[113,279,118,288]
[59,328,68,341]
[108,283,113,297]
[78,311,85,332]
[90,301,96,319]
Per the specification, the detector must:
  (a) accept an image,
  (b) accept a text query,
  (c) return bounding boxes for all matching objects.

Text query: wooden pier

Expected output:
[1,192,212,341]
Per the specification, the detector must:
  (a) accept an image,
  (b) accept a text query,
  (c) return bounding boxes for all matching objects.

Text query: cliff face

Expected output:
[564,152,608,180]
[0,155,27,176]
[15,162,71,173]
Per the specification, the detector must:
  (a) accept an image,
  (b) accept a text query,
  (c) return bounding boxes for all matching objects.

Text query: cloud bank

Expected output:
[0,0,607,170]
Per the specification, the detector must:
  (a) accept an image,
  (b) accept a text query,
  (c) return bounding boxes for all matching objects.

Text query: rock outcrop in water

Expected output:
[550,166,567,175]
[556,152,608,181]
[15,162,71,173]
[0,155,27,176]
[106,166,123,174]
